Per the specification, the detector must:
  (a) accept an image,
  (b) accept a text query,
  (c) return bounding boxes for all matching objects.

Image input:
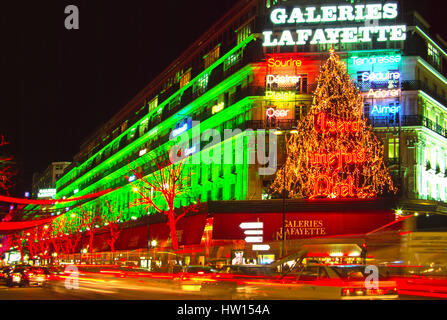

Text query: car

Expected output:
[257,264,399,300]
[0,267,11,286]
[177,265,219,292]
[7,266,50,287]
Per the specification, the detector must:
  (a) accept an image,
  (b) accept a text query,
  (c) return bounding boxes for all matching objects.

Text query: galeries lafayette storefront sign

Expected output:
[263,2,406,47]
[212,210,394,241]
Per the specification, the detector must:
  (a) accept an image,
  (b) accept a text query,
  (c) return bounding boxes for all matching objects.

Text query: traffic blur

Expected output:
[1,252,447,299]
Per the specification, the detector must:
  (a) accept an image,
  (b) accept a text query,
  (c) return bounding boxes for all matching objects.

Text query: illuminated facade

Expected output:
[52,0,447,253]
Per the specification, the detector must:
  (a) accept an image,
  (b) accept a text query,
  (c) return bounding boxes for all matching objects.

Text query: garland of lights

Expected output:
[270,48,397,199]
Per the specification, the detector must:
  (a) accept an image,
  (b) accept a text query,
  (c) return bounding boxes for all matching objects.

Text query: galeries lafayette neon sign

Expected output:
[263,2,406,47]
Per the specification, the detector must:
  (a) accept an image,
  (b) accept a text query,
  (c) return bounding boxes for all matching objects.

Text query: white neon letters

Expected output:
[263,2,405,47]
[269,3,398,25]
[352,55,401,65]
[266,74,301,86]
[362,71,400,82]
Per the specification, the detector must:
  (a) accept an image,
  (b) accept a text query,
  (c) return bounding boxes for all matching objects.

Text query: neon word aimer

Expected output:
[371,105,401,115]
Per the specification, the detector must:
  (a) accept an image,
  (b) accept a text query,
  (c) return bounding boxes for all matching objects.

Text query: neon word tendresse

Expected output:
[351,55,401,66]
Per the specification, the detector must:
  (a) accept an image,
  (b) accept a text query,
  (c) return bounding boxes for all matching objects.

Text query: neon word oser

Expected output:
[266,108,290,118]
[263,3,406,46]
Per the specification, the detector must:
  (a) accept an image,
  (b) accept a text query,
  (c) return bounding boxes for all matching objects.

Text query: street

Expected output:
[0,285,441,300]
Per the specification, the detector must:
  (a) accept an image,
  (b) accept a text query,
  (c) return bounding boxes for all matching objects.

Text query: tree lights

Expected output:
[270,49,397,200]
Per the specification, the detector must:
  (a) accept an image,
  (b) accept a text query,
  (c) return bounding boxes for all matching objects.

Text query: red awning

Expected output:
[149,214,207,246]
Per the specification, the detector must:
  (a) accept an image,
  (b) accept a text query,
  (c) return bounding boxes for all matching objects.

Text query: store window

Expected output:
[180,69,191,89]
[428,43,441,69]
[148,96,158,113]
[388,138,399,160]
[265,0,278,9]
[193,73,209,97]
[237,23,251,45]
[224,51,243,72]
[204,46,220,69]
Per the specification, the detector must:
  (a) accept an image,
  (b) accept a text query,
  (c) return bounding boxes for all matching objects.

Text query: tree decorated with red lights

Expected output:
[271,49,397,199]
[0,135,16,195]
[102,200,124,253]
[78,205,102,254]
[128,156,198,251]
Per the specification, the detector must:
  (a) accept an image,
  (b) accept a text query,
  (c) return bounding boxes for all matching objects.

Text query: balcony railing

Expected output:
[368,115,447,139]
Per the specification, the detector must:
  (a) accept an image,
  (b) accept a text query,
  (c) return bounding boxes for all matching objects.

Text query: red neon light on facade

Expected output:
[308,149,366,169]
[310,175,356,199]
[315,113,362,135]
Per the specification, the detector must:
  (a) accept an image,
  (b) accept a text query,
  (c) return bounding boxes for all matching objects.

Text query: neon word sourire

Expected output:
[267,57,302,68]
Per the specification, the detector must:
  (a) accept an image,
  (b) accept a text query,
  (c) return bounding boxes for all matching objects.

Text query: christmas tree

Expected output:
[271,48,397,199]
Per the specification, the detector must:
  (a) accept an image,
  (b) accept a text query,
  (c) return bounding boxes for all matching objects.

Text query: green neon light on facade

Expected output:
[56,35,256,198]
[415,26,447,58]
[417,57,447,87]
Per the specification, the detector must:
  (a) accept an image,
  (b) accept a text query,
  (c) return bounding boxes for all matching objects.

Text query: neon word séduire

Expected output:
[362,71,400,82]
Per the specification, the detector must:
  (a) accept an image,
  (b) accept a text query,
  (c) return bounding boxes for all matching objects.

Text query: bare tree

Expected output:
[128,156,198,251]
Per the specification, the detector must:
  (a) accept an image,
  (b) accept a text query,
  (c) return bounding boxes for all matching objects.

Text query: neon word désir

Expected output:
[266,75,301,86]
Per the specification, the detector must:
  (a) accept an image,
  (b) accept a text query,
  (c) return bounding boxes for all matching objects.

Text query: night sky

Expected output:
[1,0,446,197]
